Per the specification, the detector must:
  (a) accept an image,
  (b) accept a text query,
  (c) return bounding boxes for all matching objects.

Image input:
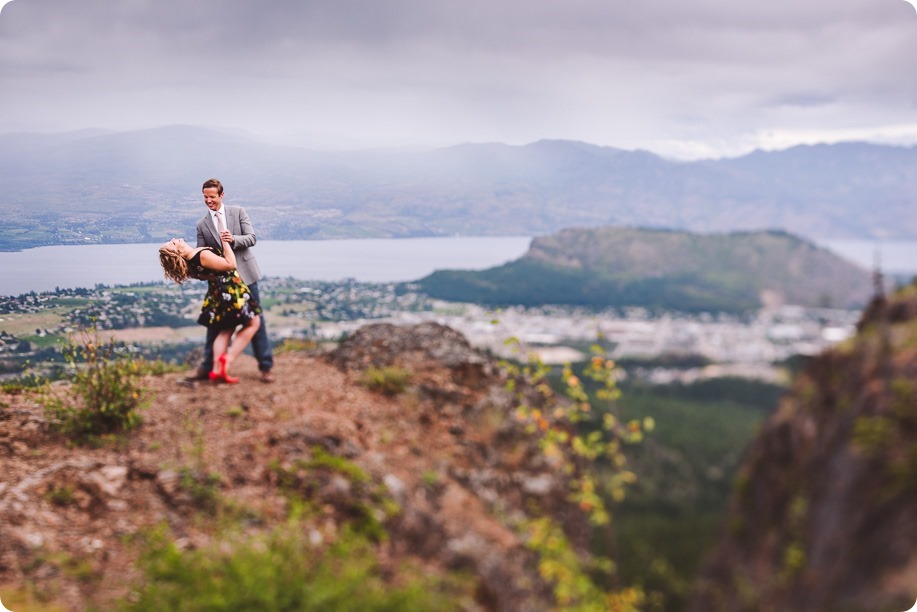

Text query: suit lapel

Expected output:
[225,206,237,233]
[202,213,221,249]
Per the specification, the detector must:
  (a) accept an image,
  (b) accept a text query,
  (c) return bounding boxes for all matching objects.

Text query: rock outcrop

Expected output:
[691,284,917,611]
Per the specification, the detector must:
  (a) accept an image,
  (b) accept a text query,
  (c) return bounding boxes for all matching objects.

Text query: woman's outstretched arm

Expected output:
[197,236,237,272]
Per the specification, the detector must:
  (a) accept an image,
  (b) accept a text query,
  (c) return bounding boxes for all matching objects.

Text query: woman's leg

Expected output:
[211,329,233,374]
[222,317,261,375]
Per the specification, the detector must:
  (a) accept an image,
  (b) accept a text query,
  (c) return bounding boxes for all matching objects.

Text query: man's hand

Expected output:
[220,230,234,244]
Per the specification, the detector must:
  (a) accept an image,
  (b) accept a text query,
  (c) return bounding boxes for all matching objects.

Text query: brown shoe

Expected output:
[260,370,274,384]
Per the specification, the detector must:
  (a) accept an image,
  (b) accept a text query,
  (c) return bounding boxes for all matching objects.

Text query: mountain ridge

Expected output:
[1,126,916,250]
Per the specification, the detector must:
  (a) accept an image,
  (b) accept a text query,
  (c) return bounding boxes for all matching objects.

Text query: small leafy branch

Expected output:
[519,515,647,611]
[41,327,147,443]
[500,337,653,525]
[499,336,652,610]
[520,515,615,610]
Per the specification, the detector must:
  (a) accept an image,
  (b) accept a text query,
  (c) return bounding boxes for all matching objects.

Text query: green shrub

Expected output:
[41,329,147,443]
[359,365,412,396]
[124,521,461,611]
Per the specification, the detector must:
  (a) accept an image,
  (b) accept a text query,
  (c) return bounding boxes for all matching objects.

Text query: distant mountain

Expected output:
[414,227,873,312]
[1,125,916,250]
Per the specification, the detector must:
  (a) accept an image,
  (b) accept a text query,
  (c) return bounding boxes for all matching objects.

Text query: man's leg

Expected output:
[247,282,274,375]
[187,326,218,381]
[201,325,219,373]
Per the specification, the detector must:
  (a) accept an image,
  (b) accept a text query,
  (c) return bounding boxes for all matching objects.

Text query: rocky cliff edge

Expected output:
[0,322,595,611]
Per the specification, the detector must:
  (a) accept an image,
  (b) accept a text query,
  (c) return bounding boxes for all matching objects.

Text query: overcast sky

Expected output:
[1,0,916,159]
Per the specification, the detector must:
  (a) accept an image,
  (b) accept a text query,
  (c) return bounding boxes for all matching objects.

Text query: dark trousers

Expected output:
[201,281,274,373]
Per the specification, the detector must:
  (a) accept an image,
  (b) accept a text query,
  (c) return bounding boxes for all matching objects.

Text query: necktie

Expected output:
[215,211,226,233]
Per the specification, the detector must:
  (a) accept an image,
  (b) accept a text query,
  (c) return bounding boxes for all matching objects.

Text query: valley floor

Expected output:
[1,278,862,386]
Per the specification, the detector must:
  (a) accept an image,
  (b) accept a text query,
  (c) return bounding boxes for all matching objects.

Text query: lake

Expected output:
[817,239,916,276]
[0,236,914,298]
[0,236,533,297]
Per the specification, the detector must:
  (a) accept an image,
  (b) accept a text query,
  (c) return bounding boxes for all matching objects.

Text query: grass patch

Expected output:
[0,311,67,336]
[274,337,320,355]
[0,585,68,611]
[124,520,464,611]
[135,359,184,376]
[43,484,77,507]
[359,365,412,396]
[271,446,398,542]
[178,468,222,514]
[20,334,64,348]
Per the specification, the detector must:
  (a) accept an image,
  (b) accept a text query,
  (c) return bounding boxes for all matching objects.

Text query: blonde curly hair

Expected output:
[159,244,189,284]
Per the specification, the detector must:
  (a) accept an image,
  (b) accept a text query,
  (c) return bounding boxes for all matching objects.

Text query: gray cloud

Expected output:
[1,0,916,158]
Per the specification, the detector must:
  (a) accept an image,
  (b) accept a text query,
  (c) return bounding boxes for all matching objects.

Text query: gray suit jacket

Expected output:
[196,205,263,285]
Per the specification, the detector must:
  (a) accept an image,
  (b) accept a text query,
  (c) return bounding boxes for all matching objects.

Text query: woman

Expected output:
[159,236,261,384]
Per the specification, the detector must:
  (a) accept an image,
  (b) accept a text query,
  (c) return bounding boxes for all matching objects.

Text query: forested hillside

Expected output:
[417,227,873,312]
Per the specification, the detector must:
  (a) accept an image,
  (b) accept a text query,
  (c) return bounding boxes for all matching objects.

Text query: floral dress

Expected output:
[187,247,262,330]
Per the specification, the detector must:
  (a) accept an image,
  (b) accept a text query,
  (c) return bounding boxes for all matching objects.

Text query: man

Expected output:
[188,178,274,383]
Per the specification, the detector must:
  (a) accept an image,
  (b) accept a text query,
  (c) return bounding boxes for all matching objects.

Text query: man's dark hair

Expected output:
[202,178,224,195]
